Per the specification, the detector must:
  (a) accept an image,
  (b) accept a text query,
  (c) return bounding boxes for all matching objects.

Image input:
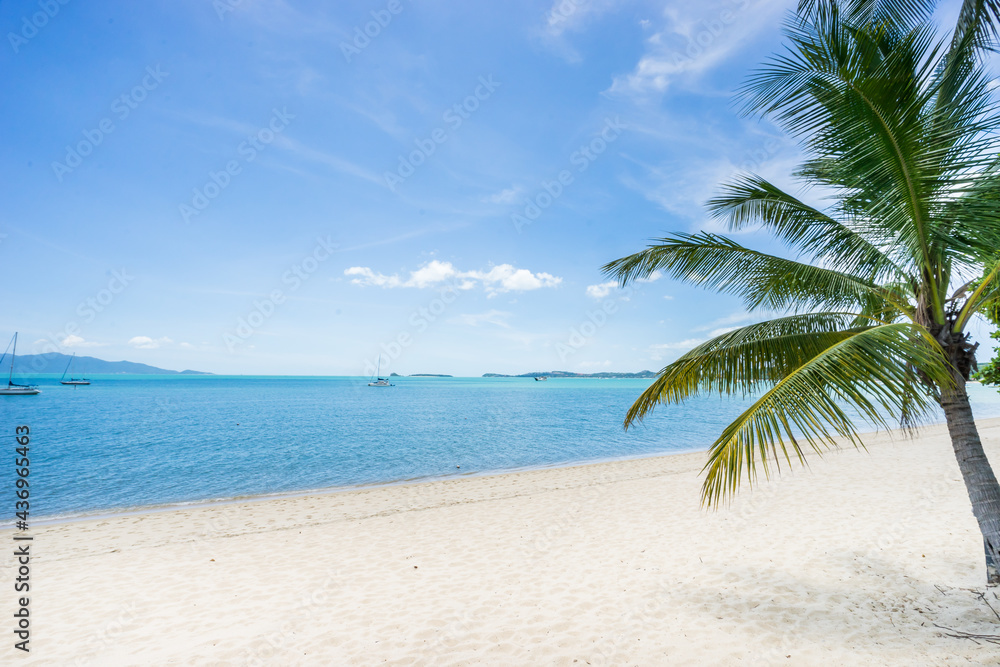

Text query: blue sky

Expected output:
[1,0,991,376]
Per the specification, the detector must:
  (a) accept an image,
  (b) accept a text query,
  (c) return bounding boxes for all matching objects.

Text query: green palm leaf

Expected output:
[602,232,893,313]
[700,323,950,505]
[604,0,1000,582]
[624,312,877,426]
[706,174,909,281]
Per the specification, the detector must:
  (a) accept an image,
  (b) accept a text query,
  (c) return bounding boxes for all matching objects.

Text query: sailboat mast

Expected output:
[377,354,381,378]
[9,332,16,384]
[62,353,74,381]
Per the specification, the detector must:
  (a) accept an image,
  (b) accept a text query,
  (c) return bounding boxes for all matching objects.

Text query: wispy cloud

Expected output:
[128,336,173,350]
[449,310,513,328]
[168,109,384,186]
[272,134,385,186]
[543,0,620,37]
[586,281,619,299]
[607,0,785,97]
[585,271,662,299]
[345,260,562,296]
[482,185,523,205]
[54,334,106,348]
[691,311,756,332]
[535,0,622,62]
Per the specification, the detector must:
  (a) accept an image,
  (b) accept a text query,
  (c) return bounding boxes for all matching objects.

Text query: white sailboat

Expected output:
[0,333,40,395]
[60,353,90,386]
[368,355,394,387]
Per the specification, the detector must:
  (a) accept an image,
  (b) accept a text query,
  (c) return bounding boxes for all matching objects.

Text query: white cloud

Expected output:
[535,0,621,62]
[586,271,662,299]
[343,266,403,288]
[128,336,173,350]
[607,1,784,97]
[408,260,459,288]
[586,281,618,299]
[637,270,663,284]
[482,185,522,205]
[484,265,561,294]
[345,261,561,296]
[543,0,619,37]
[578,360,613,368]
[449,310,512,328]
[59,335,106,348]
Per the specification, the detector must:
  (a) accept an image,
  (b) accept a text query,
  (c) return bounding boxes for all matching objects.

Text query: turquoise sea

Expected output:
[3,375,1000,521]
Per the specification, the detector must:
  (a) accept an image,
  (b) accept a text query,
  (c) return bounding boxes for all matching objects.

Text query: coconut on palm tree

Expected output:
[604,0,1000,584]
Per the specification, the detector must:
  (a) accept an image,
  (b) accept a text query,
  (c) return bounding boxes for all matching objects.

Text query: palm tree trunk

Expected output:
[941,381,1000,585]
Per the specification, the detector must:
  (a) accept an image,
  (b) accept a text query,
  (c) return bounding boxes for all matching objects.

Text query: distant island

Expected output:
[483,370,657,379]
[15,353,210,375]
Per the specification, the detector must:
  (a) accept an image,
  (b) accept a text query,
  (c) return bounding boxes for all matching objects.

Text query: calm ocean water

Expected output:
[2,375,1000,520]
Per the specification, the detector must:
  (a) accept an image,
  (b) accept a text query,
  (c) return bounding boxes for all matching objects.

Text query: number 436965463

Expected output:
[15,426,29,519]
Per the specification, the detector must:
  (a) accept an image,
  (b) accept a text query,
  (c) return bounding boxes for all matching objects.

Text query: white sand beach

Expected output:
[7,419,1000,665]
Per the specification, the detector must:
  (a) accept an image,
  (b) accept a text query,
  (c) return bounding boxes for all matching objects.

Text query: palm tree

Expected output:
[604,0,1000,584]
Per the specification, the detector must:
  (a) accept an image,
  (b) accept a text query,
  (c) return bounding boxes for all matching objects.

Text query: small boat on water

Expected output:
[368,355,394,387]
[0,332,40,396]
[534,376,548,381]
[60,353,90,385]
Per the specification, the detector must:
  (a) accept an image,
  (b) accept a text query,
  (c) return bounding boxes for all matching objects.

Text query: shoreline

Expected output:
[9,418,1000,664]
[7,444,716,529]
[16,412,1000,528]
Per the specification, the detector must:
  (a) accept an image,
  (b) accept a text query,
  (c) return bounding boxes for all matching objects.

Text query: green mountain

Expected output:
[10,353,210,375]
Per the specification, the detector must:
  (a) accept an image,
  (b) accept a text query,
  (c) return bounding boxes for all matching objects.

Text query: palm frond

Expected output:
[957,257,1000,331]
[699,323,951,505]
[623,312,879,427]
[950,0,1000,52]
[798,0,936,30]
[739,9,1000,322]
[706,174,910,281]
[601,233,894,313]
